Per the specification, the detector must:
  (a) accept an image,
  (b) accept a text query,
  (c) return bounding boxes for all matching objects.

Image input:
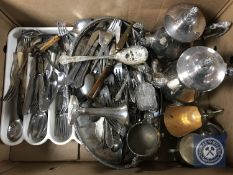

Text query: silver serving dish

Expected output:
[164,4,206,43]
[73,17,137,169]
[177,46,227,91]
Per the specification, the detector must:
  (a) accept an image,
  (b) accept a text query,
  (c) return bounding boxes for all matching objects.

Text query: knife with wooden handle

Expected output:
[39,35,60,52]
[87,24,134,99]
[88,65,113,99]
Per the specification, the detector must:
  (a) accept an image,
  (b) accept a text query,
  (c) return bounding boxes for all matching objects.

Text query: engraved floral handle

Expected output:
[58,46,148,65]
[59,55,111,64]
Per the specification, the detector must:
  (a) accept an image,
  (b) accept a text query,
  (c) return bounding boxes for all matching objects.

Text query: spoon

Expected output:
[80,74,95,96]
[7,89,23,142]
[28,74,48,141]
[7,119,23,142]
[58,46,148,66]
[29,111,48,141]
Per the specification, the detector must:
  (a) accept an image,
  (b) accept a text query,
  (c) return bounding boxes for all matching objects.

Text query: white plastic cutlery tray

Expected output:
[1,27,81,146]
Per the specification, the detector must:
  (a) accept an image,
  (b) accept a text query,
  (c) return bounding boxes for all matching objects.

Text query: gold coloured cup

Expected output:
[164,106,202,137]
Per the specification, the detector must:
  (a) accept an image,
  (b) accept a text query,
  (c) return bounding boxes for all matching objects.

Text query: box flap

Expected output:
[0,0,230,31]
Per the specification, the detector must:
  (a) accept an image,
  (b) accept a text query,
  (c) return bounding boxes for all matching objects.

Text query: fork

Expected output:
[108,19,122,43]
[57,21,69,36]
[105,74,115,86]
[90,19,121,72]
[57,21,71,53]
[23,37,32,50]
[113,62,123,83]
[39,22,69,52]
[115,71,130,101]
[101,19,121,70]
[99,85,112,106]
[90,31,113,73]
[3,36,31,101]
[54,86,72,141]
[55,112,71,140]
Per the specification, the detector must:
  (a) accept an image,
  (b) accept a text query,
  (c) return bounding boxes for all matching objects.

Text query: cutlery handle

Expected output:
[73,62,91,88]
[67,33,99,85]
[23,58,36,114]
[116,23,133,51]
[88,65,112,99]
[74,39,100,88]
[16,52,24,68]
[40,35,60,52]
[115,78,128,101]
[38,74,46,111]
[16,52,28,77]
[59,55,111,64]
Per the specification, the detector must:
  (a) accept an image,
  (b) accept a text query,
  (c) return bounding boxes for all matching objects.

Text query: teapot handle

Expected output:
[226,66,233,77]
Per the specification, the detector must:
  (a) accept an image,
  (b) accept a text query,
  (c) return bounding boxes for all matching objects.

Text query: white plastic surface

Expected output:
[1,27,81,146]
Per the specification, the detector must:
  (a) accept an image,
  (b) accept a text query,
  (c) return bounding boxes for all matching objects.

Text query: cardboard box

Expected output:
[0,0,233,174]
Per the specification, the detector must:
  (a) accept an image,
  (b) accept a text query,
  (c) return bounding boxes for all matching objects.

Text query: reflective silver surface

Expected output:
[145,27,185,60]
[58,46,148,65]
[73,18,93,34]
[165,4,206,43]
[69,95,129,126]
[203,21,232,40]
[177,46,227,91]
[7,119,23,142]
[179,133,197,165]
[127,122,160,157]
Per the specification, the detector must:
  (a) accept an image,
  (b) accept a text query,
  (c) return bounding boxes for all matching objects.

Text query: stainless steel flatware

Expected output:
[68,30,99,88]
[7,87,23,142]
[55,86,72,141]
[73,37,99,89]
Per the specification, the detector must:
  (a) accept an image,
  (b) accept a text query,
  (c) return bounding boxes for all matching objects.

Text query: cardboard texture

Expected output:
[155,0,230,27]
[205,1,233,166]
[0,161,16,174]
[0,0,233,173]
[0,144,9,161]
[208,80,233,166]
[0,10,14,161]
[79,146,95,161]
[9,141,79,161]
[0,0,229,31]
[0,162,233,175]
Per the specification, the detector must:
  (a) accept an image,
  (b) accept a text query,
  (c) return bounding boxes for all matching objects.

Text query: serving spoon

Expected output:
[58,46,148,66]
